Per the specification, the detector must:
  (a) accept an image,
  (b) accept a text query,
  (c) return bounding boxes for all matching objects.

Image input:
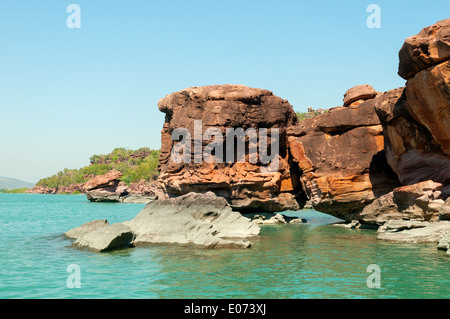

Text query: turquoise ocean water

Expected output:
[0,194,449,299]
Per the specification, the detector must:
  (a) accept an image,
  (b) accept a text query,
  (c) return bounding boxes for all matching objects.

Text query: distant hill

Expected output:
[0,177,35,190]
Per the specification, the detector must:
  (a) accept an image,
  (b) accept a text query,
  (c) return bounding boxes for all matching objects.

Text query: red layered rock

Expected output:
[128,180,157,196]
[376,20,450,194]
[398,18,450,80]
[155,84,303,213]
[287,94,400,220]
[82,170,156,203]
[343,84,378,107]
[83,169,123,191]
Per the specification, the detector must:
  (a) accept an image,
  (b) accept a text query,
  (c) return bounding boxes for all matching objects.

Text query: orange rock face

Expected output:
[398,18,450,80]
[83,169,123,191]
[376,19,450,194]
[287,98,400,220]
[405,60,450,156]
[155,84,302,213]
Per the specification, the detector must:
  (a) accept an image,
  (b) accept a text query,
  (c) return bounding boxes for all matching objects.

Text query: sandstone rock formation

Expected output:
[359,180,445,225]
[287,91,400,221]
[83,170,128,202]
[343,84,378,107]
[72,170,156,203]
[398,18,450,80]
[83,170,123,191]
[155,84,302,213]
[375,19,450,194]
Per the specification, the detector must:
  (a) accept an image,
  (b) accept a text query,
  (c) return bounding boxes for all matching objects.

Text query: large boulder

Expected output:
[398,18,450,80]
[155,84,302,213]
[65,219,109,239]
[83,169,123,191]
[73,223,135,252]
[83,170,155,203]
[360,180,445,225]
[86,180,129,202]
[343,84,378,107]
[287,94,400,221]
[65,192,259,251]
[123,192,260,249]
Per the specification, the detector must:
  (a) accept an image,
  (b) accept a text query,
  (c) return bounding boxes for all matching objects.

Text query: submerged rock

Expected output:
[377,20,450,188]
[82,170,156,204]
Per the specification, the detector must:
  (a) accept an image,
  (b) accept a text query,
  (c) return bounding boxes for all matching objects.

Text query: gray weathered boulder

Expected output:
[243,212,306,225]
[121,195,155,204]
[73,223,135,252]
[377,221,450,243]
[123,192,260,249]
[65,219,109,239]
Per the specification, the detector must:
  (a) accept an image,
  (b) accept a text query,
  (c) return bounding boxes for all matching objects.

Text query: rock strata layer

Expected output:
[398,18,450,80]
[287,92,401,221]
[155,84,302,213]
[376,19,450,191]
[81,170,156,203]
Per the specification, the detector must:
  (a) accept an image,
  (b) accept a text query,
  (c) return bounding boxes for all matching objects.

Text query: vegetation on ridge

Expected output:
[296,107,328,121]
[0,188,29,194]
[36,147,161,189]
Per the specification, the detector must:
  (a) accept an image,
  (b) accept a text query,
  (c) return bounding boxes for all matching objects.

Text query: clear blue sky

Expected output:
[0,1,449,183]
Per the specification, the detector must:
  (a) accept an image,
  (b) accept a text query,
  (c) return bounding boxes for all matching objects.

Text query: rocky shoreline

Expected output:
[62,19,450,255]
[65,192,260,251]
[28,170,156,204]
